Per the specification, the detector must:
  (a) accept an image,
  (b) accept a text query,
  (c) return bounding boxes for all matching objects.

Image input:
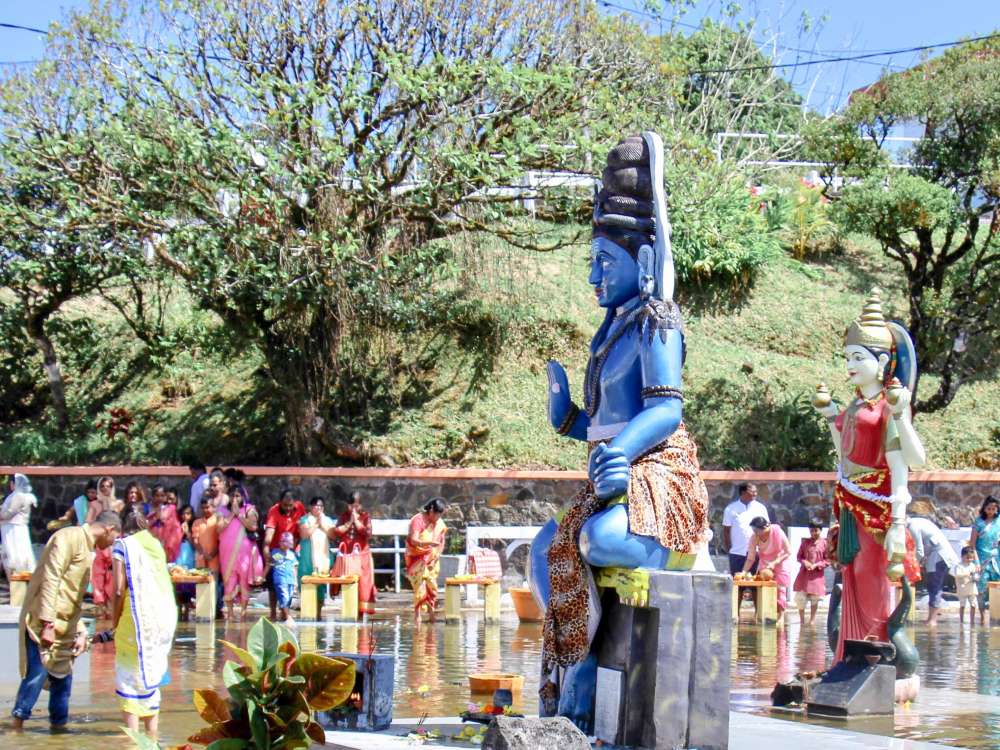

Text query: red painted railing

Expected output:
[1,465,997,482]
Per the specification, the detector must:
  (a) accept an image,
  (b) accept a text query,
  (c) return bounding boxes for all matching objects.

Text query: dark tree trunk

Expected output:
[25,315,69,429]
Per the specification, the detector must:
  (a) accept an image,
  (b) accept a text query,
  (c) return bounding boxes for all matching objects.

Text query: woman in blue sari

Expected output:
[49,480,99,530]
[971,495,1000,625]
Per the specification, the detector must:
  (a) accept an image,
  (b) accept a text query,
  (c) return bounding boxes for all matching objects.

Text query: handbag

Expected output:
[333,542,365,579]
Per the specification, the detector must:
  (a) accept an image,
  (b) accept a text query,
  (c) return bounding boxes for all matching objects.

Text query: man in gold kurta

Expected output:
[11,512,120,729]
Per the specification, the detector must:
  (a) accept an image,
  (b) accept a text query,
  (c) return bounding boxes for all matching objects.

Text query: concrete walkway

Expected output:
[325,713,965,750]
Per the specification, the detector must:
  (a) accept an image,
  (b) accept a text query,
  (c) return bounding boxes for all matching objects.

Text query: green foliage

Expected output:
[807,34,1000,412]
[187,618,355,749]
[685,375,833,470]
[668,159,780,303]
[0,304,44,422]
[4,0,611,461]
[760,177,839,259]
[832,172,961,242]
[673,21,805,139]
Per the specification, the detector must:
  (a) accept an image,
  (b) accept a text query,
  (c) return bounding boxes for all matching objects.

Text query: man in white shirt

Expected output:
[722,483,769,575]
[188,462,210,516]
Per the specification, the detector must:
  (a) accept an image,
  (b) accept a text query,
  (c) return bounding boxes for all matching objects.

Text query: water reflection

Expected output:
[1,614,1000,748]
[733,618,1000,748]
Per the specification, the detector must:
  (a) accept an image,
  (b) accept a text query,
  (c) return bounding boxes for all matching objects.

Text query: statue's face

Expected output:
[844,345,888,388]
[589,236,638,309]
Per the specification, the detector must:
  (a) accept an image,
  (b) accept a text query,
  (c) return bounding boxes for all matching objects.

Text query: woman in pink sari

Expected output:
[405,498,448,621]
[743,516,793,614]
[216,488,264,620]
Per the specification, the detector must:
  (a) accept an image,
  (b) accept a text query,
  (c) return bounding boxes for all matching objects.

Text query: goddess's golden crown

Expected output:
[844,288,894,351]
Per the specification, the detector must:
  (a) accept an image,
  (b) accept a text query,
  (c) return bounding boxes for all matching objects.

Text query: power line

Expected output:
[694,32,1000,74]
[595,0,906,71]
[0,22,48,35]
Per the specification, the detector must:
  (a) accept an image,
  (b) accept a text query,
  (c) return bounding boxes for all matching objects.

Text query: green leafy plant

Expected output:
[187,618,355,749]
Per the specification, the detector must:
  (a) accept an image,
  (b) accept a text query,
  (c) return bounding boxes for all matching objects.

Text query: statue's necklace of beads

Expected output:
[853,389,885,409]
[583,306,643,417]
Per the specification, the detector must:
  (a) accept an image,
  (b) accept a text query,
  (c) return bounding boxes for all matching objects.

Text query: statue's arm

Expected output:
[826,418,844,461]
[546,360,589,441]
[607,327,683,462]
[889,396,926,469]
[885,448,911,575]
[886,449,911,510]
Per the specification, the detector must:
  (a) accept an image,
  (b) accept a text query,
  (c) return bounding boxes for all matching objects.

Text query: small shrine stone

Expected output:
[482,716,590,750]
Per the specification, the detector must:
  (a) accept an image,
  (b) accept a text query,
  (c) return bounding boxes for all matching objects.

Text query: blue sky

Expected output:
[0,0,994,115]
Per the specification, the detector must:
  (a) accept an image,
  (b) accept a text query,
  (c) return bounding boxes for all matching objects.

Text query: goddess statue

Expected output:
[813,290,924,690]
[528,133,710,731]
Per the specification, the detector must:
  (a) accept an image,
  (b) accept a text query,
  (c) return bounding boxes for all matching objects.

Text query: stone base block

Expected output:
[593,569,732,750]
[483,716,590,750]
[317,652,394,731]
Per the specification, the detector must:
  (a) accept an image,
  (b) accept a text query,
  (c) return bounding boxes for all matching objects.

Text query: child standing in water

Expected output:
[954,546,980,626]
[266,532,299,625]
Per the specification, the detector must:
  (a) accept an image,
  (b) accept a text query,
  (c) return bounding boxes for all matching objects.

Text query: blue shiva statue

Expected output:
[528,132,710,733]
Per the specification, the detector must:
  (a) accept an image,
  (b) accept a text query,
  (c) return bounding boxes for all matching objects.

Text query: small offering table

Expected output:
[445,576,500,624]
[731,579,781,626]
[172,573,216,622]
[8,571,32,608]
[301,574,359,620]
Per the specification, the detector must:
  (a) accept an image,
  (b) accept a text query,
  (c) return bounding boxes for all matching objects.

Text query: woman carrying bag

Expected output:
[332,492,376,615]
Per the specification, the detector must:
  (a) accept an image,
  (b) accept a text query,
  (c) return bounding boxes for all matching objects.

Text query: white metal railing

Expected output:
[464,525,543,603]
[370,518,411,593]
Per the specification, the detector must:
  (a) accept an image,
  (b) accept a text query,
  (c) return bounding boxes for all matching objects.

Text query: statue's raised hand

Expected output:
[589,443,630,500]
[547,360,573,432]
[886,379,911,415]
[812,383,839,419]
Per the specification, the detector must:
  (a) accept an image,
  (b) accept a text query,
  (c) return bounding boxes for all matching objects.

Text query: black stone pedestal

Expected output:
[592,570,732,750]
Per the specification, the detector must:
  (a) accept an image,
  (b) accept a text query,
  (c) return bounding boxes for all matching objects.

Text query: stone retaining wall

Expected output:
[5,467,998,556]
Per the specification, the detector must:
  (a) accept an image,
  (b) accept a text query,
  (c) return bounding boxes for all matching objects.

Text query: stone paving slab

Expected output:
[324,713,964,750]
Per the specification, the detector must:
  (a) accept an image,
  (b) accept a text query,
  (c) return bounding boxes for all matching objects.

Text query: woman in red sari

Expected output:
[405,498,448,621]
[147,483,183,562]
[332,492,376,615]
[813,290,925,666]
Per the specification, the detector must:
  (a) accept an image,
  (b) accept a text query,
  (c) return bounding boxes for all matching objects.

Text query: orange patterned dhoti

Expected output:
[542,423,709,673]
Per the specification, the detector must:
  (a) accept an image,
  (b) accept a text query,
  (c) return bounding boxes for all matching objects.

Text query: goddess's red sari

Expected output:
[833,396,919,661]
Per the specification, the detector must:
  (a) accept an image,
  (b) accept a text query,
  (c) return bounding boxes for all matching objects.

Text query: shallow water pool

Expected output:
[0,611,996,748]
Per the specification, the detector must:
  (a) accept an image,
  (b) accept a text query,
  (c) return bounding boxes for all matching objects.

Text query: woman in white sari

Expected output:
[110,511,178,739]
[1,474,37,575]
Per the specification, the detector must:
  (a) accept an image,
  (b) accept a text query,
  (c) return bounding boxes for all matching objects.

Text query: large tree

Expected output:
[0,54,145,428]
[40,0,607,461]
[1,0,783,462]
[804,36,1000,413]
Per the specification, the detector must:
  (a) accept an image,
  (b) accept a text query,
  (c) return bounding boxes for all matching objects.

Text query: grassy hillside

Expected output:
[2,233,998,470]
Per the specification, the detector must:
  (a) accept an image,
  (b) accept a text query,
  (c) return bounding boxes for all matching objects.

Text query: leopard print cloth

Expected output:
[541,423,709,674]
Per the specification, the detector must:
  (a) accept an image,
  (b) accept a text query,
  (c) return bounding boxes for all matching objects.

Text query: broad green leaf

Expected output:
[305,721,326,745]
[247,700,271,750]
[290,653,356,711]
[219,639,258,671]
[193,689,232,724]
[223,660,248,690]
[206,740,251,750]
[248,618,281,667]
[121,727,160,750]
